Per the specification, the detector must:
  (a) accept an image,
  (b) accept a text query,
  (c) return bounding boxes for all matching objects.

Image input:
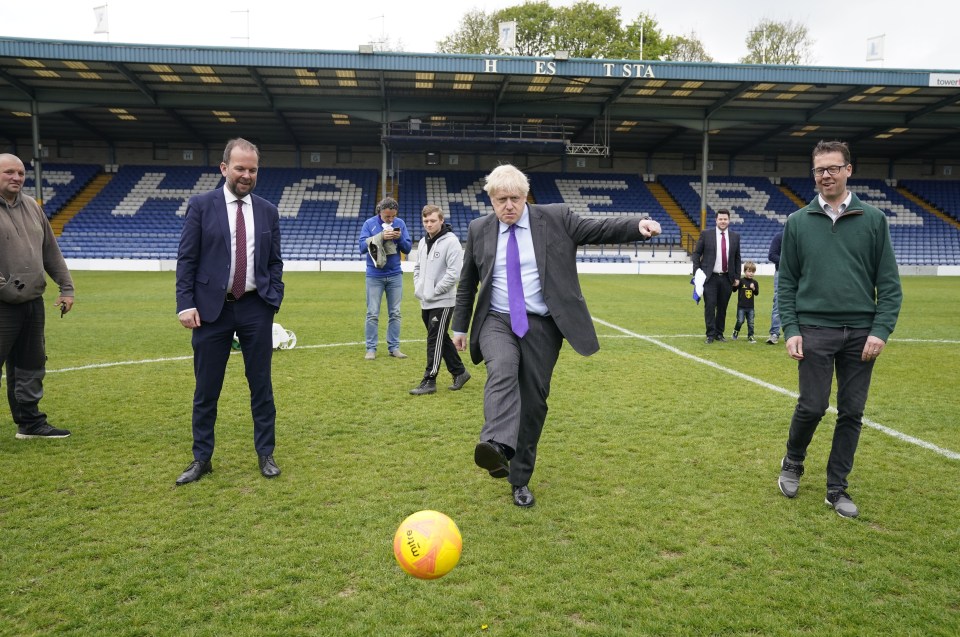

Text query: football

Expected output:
[393,510,462,580]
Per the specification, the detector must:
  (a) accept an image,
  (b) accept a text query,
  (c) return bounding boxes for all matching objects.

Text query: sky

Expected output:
[1,0,957,71]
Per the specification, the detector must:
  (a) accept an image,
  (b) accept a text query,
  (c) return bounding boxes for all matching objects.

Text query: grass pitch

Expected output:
[2,271,958,636]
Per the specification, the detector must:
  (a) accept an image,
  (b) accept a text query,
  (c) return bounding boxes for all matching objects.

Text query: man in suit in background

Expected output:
[452,164,661,507]
[175,138,285,485]
[692,209,741,343]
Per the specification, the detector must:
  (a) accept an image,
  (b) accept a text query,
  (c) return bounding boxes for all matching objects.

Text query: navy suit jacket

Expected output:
[176,187,284,323]
[692,227,741,284]
[452,203,646,365]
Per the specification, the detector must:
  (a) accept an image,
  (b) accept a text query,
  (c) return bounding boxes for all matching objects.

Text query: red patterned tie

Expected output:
[720,231,728,273]
[231,200,246,298]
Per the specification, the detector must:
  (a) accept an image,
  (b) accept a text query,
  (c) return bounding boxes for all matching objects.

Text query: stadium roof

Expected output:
[2,36,959,162]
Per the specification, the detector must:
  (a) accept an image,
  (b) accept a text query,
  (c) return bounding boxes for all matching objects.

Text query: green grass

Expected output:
[2,271,958,636]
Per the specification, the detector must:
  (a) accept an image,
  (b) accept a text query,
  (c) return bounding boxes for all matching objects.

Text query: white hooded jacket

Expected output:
[413,225,462,310]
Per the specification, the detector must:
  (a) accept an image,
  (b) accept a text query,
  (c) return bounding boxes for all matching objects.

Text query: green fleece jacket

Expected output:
[0,192,73,304]
[778,192,902,342]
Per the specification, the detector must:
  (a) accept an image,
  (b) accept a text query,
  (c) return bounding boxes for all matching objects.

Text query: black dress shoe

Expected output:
[512,485,535,507]
[705,337,714,344]
[176,460,212,486]
[716,335,727,342]
[474,440,510,479]
[258,454,281,478]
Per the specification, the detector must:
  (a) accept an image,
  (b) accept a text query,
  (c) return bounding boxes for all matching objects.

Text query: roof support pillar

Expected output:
[700,120,710,231]
[31,100,43,205]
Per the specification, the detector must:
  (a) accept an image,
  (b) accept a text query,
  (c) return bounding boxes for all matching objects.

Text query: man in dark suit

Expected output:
[175,138,285,485]
[452,164,661,507]
[691,209,741,343]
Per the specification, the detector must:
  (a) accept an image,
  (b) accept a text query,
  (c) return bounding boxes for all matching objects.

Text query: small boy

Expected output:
[732,261,760,343]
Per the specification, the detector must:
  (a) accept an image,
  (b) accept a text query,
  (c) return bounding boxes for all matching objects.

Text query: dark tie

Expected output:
[231,200,246,299]
[720,231,727,273]
[506,224,529,338]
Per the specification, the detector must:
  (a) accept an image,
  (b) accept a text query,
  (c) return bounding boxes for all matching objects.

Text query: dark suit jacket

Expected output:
[176,188,284,323]
[452,203,646,365]
[692,227,741,284]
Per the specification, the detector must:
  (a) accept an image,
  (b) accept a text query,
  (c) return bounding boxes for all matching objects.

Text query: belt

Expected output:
[226,292,245,302]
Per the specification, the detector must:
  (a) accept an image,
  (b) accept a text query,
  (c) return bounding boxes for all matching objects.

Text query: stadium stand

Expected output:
[901,180,960,223]
[22,163,101,218]
[659,175,797,264]
[398,170,680,261]
[658,174,960,266]
[398,170,493,243]
[56,166,379,261]
[32,164,960,266]
[784,178,960,266]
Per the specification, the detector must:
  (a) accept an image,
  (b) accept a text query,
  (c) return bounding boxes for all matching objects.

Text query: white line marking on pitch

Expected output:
[45,340,425,373]
[594,317,960,461]
[41,330,960,461]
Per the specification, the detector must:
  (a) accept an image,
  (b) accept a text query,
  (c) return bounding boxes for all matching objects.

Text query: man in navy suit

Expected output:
[175,138,285,485]
[692,209,741,343]
[452,164,661,507]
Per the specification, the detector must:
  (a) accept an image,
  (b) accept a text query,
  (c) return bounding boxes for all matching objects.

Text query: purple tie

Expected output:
[231,200,246,299]
[720,231,728,273]
[506,224,529,338]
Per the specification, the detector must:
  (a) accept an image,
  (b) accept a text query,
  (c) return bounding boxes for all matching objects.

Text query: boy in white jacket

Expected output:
[410,205,470,395]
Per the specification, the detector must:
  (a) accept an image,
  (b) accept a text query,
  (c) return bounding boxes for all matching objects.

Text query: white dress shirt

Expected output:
[225,186,255,293]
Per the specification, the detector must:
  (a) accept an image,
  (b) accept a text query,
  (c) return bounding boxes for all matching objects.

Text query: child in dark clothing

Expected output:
[732,261,760,343]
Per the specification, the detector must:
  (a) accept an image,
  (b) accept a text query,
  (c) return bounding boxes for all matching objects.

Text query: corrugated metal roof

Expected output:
[1,36,958,161]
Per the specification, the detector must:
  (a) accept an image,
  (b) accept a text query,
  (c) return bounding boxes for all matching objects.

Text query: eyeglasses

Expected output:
[812,164,848,177]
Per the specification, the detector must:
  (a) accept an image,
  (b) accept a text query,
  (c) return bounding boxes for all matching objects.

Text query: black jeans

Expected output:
[0,298,49,429]
[785,326,875,491]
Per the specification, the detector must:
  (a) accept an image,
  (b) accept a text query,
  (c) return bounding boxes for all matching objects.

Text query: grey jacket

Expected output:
[0,193,73,304]
[413,226,462,309]
[453,203,647,365]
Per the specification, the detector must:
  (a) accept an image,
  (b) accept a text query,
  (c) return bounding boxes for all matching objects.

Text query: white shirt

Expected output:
[818,192,852,222]
[713,227,730,273]
[490,207,548,316]
[225,186,255,293]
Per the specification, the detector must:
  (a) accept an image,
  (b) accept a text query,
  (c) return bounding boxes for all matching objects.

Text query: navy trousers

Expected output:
[190,294,277,461]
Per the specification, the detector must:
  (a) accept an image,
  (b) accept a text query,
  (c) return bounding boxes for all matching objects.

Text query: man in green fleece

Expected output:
[0,153,74,439]
[776,140,902,519]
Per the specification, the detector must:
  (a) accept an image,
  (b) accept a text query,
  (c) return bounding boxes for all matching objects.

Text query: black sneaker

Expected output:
[449,370,471,391]
[16,423,71,439]
[732,330,739,340]
[409,378,436,395]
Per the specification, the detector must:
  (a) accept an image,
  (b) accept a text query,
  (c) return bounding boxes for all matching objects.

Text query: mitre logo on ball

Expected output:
[393,510,462,580]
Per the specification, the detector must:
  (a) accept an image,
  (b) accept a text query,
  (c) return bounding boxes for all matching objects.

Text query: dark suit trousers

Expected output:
[191,294,276,461]
[702,273,733,338]
[478,312,563,487]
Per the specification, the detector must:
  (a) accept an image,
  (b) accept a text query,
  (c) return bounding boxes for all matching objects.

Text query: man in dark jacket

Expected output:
[691,209,742,343]
[452,164,661,508]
